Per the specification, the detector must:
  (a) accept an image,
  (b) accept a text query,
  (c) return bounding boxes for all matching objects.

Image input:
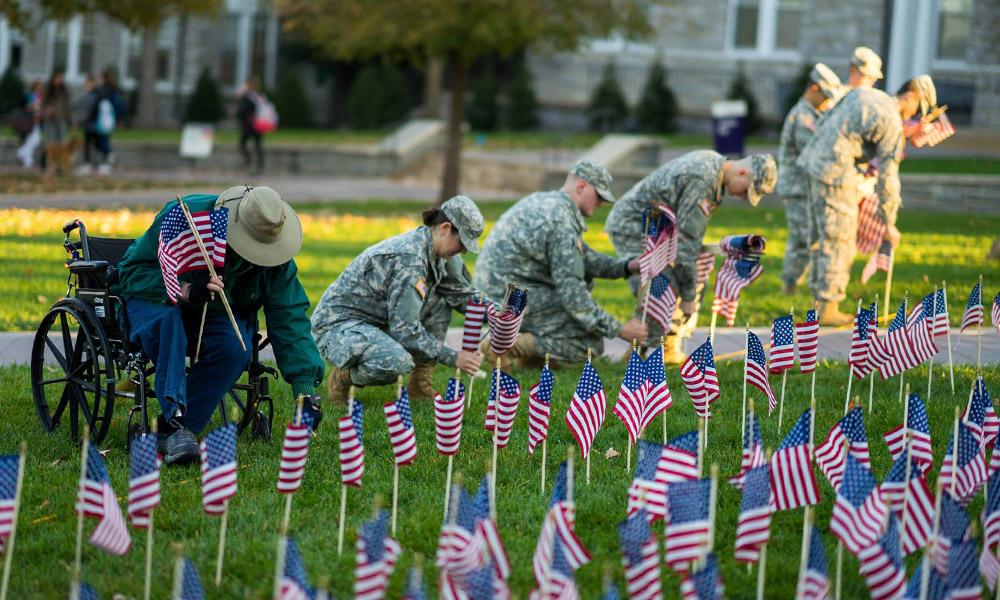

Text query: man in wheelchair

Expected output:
[112,185,325,465]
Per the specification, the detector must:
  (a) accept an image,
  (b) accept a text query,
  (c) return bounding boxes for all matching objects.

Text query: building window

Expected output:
[775,0,802,50]
[78,16,95,77]
[217,15,240,87]
[937,0,971,61]
[729,0,800,54]
[156,18,177,82]
[52,21,70,72]
[125,31,142,83]
[733,0,759,49]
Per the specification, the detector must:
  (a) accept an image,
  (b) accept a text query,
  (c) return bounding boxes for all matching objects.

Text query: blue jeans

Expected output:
[125,299,252,434]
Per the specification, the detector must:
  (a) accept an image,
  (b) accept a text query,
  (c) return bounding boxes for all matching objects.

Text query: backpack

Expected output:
[95,98,116,135]
[251,93,278,134]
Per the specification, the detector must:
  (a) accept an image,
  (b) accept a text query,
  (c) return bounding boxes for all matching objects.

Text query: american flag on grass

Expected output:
[645,275,677,333]
[434,377,465,456]
[910,112,956,148]
[200,423,237,516]
[930,494,970,576]
[487,289,528,355]
[876,301,921,379]
[861,240,893,285]
[462,298,489,351]
[856,194,887,256]
[798,526,830,600]
[828,454,888,556]
[661,432,701,483]
[678,553,723,600]
[76,443,131,555]
[796,309,820,373]
[384,389,417,466]
[904,561,946,600]
[944,541,981,600]
[339,401,365,487]
[614,350,646,444]
[929,288,949,337]
[770,315,796,373]
[960,281,983,333]
[729,411,763,490]
[617,509,662,600]
[879,449,933,555]
[883,393,933,469]
[528,365,554,455]
[485,370,521,449]
[437,487,481,590]
[531,463,590,600]
[404,566,427,600]
[157,203,228,303]
[277,421,311,494]
[734,465,771,564]
[280,537,315,600]
[639,205,677,282]
[857,514,905,600]
[940,421,988,504]
[176,557,205,600]
[770,409,820,511]
[127,434,160,528]
[0,454,17,553]
[745,332,776,414]
[993,292,1000,336]
[565,361,606,459]
[680,340,719,418]
[850,302,878,379]
[471,477,511,584]
[964,376,999,451]
[711,257,763,326]
[627,440,670,519]
[665,477,711,570]
[639,346,672,434]
[354,510,402,600]
[815,407,871,490]
[907,295,939,365]
[983,471,1000,590]
[696,252,716,287]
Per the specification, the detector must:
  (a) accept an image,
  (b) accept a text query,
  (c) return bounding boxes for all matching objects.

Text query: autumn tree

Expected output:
[277,0,653,202]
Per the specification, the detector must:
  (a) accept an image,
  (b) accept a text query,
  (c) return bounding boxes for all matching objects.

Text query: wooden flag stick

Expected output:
[809,396,816,456]
[586,349,592,486]
[942,282,955,393]
[778,308,793,432]
[72,426,90,595]
[919,480,945,600]
[391,376,403,537]
[741,322,750,441]
[171,544,184,600]
[883,251,895,326]
[900,431,914,557]
[272,533,288,600]
[491,358,501,514]
[195,304,208,362]
[337,387,355,557]
[709,311,718,347]
[143,421,158,600]
[660,338,667,444]
[177,196,246,353]
[756,541,768,600]
[567,447,575,508]
[465,371,475,410]
[926,285,939,401]
[897,293,909,405]
[444,369,459,522]
[215,502,229,586]
[795,507,813,599]
[707,463,719,553]
[845,299,861,414]
[978,274,984,374]
[628,340,637,473]
[0,442,25,600]
[697,417,704,478]
[542,353,550,494]
[834,540,843,600]
[950,405,960,499]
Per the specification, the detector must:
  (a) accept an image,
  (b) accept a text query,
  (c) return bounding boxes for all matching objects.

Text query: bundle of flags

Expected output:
[527,365,554,455]
[76,443,131,556]
[856,194,887,256]
[354,511,402,600]
[157,202,228,304]
[434,377,466,456]
[200,423,238,516]
[612,346,673,444]
[487,288,528,355]
[639,204,678,282]
[910,111,956,148]
[384,389,417,466]
[963,376,998,452]
[679,340,719,418]
[339,400,365,487]
[485,369,521,449]
[871,301,924,379]
[710,234,765,326]
[530,463,590,599]
[565,360,606,460]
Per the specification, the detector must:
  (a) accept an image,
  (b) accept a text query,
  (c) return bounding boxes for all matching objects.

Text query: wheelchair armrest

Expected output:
[68,260,109,275]
[63,219,82,234]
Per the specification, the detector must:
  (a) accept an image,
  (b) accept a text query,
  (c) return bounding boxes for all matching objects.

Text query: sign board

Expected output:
[179,123,215,159]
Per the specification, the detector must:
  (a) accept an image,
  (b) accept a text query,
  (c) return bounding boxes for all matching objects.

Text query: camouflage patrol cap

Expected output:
[746,154,777,207]
[440,195,485,253]
[850,46,883,80]
[810,63,843,100]
[570,159,615,203]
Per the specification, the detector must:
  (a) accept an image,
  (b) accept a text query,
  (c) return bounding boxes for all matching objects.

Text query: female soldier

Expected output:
[311,196,487,402]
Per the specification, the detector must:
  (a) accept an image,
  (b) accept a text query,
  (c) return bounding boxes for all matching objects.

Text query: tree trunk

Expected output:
[135,26,160,128]
[439,52,466,203]
[422,58,443,119]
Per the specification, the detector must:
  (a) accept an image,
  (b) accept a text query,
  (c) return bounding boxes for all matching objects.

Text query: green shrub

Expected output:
[504,62,538,130]
[587,61,628,132]
[183,68,225,124]
[345,63,412,129]
[271,72,314,128]
[635,60,679,133]
[467,66,499,131]
[783,63,813,116]
[0,66,25,116]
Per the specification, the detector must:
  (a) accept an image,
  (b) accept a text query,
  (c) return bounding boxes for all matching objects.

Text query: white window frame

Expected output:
[931,0,972,70]
[725,0,801,60]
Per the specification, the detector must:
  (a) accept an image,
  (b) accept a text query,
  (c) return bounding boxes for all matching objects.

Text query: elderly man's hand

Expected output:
[680,299,698,317]
[886,225,901,248]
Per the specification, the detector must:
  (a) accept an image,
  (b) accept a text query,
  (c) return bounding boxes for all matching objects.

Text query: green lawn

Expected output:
[1,359,996,598]
[1,201,997,333]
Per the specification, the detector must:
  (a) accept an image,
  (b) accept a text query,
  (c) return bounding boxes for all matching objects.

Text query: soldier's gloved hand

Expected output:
[456,350,483,376]
[180,274,224,305]
[620,319,649,346]
[626,257,642,275]
[299,394,323,432]
[680,299,698,318]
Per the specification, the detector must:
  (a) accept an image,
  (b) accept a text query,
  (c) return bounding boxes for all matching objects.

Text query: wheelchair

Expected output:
[30,219,276,448]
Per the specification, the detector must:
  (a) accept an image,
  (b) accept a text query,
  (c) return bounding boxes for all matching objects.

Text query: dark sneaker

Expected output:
[155,416,180,454]
[164,426,199,465]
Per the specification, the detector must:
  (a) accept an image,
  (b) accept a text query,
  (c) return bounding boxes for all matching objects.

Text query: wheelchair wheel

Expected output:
[31,299,116,444]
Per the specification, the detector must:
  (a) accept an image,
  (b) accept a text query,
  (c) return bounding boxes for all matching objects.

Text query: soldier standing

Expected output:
[847,47,883,89]
[472,160,648,367]
[312,196,486,402]
[604,151,777,362]
[779,63,844,295]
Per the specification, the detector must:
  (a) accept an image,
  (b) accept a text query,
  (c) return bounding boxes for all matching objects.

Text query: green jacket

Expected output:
[113,194,323,397]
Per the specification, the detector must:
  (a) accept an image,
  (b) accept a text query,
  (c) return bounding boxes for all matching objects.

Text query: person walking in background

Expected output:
[77,74,99,174]
[236,76,274,174]
[40,70,74,178]
[15,80,43,169]
[91,68,126,175]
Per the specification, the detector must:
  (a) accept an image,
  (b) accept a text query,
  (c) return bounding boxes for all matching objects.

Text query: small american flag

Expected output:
[644,275,677,333]
[769,315,796,373]
[796,309,820,373]
[860,240,893,285]
[565,361,606,459]
[987,471,1000,551]
[940,421,988,504]
[277,421,311,494]
[695,253,715,288]
[0,454,17,554]
[384,389,417,466]
[711,257,763,326]
[876,301,921,379]
[992,292,1000,336]
[944,541,981,600]
[528,366,554,455]
[744,332,776,414]
[770,409,820,511]
[960,281,983,333]
[617,509,662,600]
[437,486,480,582]
[532,535,583,600]
[828,454,888,556]
[627,440,670,519]
[815,407,871,490]
[664,477,711,570]
[883,393,933,469]
[613,350,646,444]
[963,376,998,451]
[856,194,887,256]
[879,449,933,556]
[904,561,946,600]
[127,434,161,528]
[728,411,763,490]
[798,526,829,600]
[679,340,719,418]
[462,298,489,351]
[76,443,131,556]
[639,210,676,282]
[434,377,466,456]
[734,464,772,564]
[930,494,970,576]
[339,401,365,487]
[485,370,521,449]
[982,546,1000,594]
[157,203,228,303]
[200,423,237,515]
[907,296,939,365]
[849,302,877,379]
[602,580,621,600]
[910,112,956,147]
[354,511,402,600]
[857,514,905,600]
[280,537,315,600]
[639,346,672,434]
[75,582,99,600]
[176,557,205,600]
[403,565,427,600]
[487,289,528,355]
[678,552,723,600]
[470,477,511,583]
[531,464,590,600]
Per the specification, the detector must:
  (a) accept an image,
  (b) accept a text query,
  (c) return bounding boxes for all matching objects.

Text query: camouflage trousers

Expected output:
[808,178,859,303]
[314,295,451,387]
[780,194,815,287]
[521,286,606,364]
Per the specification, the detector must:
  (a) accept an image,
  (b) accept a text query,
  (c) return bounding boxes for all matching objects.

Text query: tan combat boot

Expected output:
[782,281,797,295]
[506,333,541,369]
[326,367,352,404]
[408,363,437,401]
[818,301,854,327]
[661,335,686,365]
[479,338,506,372]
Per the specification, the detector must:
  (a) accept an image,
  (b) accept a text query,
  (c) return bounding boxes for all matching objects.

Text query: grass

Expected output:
[2,359,997,598]
[1,201,998,332]
[899,156,1000,176]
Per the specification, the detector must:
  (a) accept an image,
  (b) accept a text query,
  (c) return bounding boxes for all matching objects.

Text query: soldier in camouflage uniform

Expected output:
[472,160,648,366]
[778,63,843,294]
[604,151,777,362]
[312,196,487,402]
[796,76,936,325]
[846,47,883,90]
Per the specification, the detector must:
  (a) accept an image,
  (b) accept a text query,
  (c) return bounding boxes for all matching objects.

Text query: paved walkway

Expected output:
[5,326,996,367]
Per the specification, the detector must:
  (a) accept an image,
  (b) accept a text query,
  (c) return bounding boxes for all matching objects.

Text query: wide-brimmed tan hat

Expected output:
[216,185,303,267]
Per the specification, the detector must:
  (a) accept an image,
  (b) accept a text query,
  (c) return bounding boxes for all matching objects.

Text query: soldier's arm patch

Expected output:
[414,276,428,300]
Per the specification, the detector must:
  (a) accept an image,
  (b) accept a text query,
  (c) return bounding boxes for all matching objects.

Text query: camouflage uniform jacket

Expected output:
[777,98,821,198]
[604,150,726,302]
[796,87,904,222]
[473,190,629,338]
[311,226,476,367]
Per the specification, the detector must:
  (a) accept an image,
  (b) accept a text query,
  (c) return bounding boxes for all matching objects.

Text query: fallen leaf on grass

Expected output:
[604,447,619,460]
